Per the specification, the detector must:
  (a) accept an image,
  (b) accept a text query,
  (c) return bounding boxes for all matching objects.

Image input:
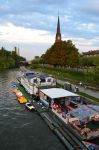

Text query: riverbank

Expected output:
[28,66,99,102]
[30,65,99,90]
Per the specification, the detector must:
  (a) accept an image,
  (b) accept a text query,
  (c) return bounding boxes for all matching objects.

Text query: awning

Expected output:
[40,88,79,99]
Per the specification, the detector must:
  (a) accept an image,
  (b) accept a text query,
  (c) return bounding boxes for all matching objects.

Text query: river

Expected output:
[0,70,66,150]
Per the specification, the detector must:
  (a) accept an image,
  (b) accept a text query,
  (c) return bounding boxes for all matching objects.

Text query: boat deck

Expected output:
[52,109,68,124]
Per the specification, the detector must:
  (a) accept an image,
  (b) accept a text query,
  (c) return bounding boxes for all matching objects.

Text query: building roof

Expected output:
[40,88,79,99]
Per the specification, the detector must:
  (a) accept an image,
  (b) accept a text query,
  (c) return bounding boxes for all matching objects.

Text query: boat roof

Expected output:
[40,88,79,99]
[23,72,52,79]
[22,71,37,79]
[70,105,98,121]
[87,105,99,112]
[40,73,49,79]
[24,70,36,75]
[27,74,36,79]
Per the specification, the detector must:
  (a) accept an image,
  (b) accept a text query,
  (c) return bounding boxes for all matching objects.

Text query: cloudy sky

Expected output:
[0,0,99,60]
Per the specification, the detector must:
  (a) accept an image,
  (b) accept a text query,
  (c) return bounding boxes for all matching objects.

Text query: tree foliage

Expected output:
[0,47,26,69]
[31,56,42,64]
[41,40,79,67]
[79,56,99,67]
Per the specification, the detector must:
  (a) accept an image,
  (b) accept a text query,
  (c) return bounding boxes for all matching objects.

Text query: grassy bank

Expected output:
[77,91,99,103]
[31,65,99,88]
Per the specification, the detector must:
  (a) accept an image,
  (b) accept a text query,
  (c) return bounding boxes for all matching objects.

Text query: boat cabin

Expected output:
[20,72,56,97]
[39,88,80,109]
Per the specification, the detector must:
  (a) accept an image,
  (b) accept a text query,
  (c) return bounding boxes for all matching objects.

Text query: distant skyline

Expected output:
[0,0,99,60]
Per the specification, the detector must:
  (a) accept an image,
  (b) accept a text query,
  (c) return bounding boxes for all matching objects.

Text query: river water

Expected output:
[0,70,66,150]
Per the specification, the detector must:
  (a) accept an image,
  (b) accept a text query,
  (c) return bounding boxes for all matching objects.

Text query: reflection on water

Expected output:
[0,70,66,150]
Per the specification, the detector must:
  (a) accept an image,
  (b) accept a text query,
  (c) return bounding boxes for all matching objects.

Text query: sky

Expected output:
[0,0,99,60]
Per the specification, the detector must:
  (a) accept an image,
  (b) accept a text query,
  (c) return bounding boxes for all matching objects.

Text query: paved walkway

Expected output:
[78,86,99,99]
[57,80,99,99]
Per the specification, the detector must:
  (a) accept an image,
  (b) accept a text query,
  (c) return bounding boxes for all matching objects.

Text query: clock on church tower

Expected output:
[57,36,61,40]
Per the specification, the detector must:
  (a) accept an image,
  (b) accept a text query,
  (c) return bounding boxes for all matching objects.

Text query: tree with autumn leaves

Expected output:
[41,40,79,67]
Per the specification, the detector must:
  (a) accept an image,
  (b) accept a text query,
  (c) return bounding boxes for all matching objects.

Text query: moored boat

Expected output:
[18,71,56,98]
[18,96,27,103]
[25,102,35,111]
[39,87,99,140]
[15,70,99,141]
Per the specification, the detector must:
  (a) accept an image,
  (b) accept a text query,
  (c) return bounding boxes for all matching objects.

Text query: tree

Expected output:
[0,47,26,69]
[79,56,99,67]
[41,40,79,67]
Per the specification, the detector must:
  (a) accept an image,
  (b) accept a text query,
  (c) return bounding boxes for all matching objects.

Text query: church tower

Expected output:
[14,46,20,56]
[55,16,61,43]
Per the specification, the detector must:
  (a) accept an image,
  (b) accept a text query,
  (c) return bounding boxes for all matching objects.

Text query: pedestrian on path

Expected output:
[74,86,79,92]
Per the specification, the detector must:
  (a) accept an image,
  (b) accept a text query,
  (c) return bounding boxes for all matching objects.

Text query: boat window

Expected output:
[47,78,51,82]
[40,78,45,82]
[34,79,37,83]
[27,104,32,106]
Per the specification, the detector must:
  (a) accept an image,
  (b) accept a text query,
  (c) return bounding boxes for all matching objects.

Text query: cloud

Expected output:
[77,23,96,33]
[0,22,54,60]
[0,22,54,44]
[85,0,99,15]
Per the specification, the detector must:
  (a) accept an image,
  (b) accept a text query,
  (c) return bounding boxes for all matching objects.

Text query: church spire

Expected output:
[57,16,60,34]
[55,16,61,43]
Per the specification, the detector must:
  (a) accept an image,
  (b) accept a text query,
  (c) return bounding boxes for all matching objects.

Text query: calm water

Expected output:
[0,70,66,150]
